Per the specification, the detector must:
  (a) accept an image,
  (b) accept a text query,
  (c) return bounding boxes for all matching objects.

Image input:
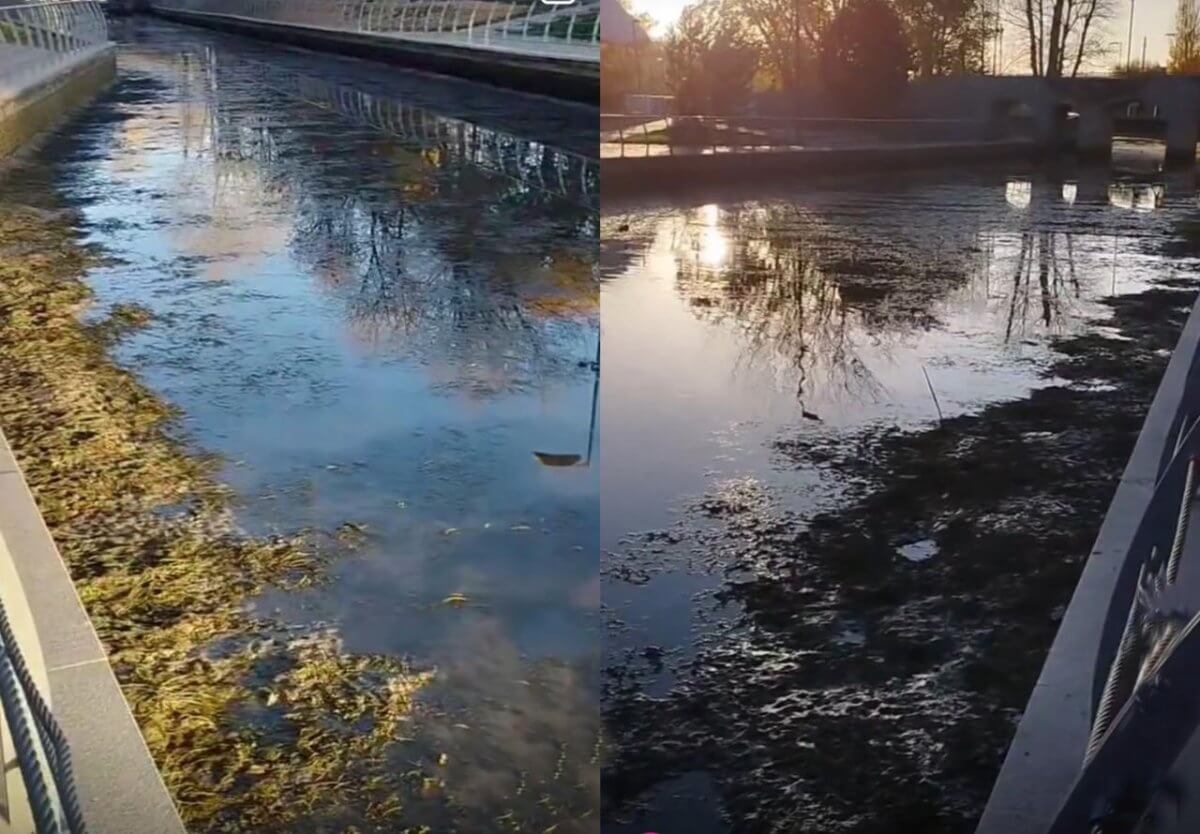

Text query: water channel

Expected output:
[601,150,1200,832]
[2,17,598,833]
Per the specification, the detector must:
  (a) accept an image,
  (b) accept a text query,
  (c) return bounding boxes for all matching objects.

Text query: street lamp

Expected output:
[533,340,600,468]
[1126,0,1136,68]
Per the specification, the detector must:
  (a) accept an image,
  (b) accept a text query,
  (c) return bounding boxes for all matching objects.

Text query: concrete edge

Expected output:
[0,431,187,833]
[975,290,1200,833]
[147,7,599,104]
[599,140,1039,195]
[0,46,117,161]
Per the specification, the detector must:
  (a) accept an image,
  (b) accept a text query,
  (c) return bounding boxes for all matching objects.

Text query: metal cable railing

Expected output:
[149,0,599,58]
[0,591,87,834]
[0,0,108,89]
[1048,407,1200,833]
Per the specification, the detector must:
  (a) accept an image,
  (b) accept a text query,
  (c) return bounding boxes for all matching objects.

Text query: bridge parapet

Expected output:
[905,75,1200,163]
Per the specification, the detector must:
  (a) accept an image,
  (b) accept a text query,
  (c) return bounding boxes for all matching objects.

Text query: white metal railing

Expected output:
[0,1,108,90]
[150,0,599,58]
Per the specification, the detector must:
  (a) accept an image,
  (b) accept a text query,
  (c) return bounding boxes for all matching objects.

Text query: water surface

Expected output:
[601,158,1200,832]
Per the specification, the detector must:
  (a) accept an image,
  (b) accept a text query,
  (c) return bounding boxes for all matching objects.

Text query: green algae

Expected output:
[0,204,435,833]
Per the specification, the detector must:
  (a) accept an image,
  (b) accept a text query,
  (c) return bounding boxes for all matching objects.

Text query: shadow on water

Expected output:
[3,16,598,833]
[601,158,1200,832]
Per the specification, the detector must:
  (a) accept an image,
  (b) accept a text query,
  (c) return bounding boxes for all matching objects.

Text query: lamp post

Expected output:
[1126,0,1136,68]
[533,340,600,468]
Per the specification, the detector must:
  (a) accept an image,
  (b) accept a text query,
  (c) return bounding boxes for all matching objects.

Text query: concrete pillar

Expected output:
[1165,117,1199,167]
[1026,102,1060,151]
[1075,106,1113,160]
[1166,168,1197,199]
[1075,167,1112,205]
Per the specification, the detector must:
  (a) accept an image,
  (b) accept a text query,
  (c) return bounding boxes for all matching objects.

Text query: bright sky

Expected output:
[627,0,690,36]
[1136,0,1173,68]
[629,0,1174,70]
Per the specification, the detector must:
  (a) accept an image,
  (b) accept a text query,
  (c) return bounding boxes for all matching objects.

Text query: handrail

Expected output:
[1046,418,1200,832]
[0,592,87,834]
[148,0,600,57]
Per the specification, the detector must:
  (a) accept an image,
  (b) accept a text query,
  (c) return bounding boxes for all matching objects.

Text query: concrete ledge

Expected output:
[600,140,1039,194]
[976,292,1200,833]
[148,7,598,103]
[0,433,186,834]
[0,46,116,160]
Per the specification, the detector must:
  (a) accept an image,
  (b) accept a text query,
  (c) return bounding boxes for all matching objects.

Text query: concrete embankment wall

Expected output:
[0,432,187,834]
[0,46,117,160]
[601,140,1038,196]
[148,7,598,103]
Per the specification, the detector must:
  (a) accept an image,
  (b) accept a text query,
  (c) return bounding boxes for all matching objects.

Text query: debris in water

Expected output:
[898,539,938,563]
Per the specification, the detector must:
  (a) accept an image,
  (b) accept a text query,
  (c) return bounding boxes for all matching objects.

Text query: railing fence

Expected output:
[0,1,109,90]
[149,0,600,57]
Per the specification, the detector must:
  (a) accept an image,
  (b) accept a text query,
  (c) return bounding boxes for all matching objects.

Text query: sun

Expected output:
[627,0,692,36]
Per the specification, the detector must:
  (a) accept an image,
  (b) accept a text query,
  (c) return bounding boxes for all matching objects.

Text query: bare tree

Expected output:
[665,1,759,113]
[1170,0,1200,74]
[1006,0,1116,77]
[896,0,998,76]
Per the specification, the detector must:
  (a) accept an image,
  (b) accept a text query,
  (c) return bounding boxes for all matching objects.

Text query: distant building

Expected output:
[600,0,651,45]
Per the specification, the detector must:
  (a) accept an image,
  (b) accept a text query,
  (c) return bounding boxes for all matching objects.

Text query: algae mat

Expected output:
[0,204,445,832]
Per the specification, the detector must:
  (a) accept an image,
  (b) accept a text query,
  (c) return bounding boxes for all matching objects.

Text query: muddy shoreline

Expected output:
[603,243,1200,829]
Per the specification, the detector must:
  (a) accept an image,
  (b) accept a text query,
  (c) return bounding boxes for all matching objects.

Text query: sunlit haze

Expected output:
[629,0,1172,70]
[628,0,690,36]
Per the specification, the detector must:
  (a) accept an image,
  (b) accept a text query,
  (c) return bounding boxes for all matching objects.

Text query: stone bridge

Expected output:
[906,75,1200,162]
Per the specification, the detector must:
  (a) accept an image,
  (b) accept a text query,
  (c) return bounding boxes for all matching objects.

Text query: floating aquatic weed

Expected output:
[0,205,436,832]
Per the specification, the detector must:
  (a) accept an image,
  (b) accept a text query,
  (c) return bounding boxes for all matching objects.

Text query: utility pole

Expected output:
[1142,35,1147,70]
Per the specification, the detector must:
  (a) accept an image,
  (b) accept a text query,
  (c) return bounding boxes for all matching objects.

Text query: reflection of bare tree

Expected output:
[670,205,901,408]
[169,50,598,393]
[1002,231,1083,343]
[651,197,1100,410]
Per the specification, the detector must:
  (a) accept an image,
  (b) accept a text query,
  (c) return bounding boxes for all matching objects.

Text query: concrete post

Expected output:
[1165,117,1199,167]
[1075,106,1113,160]
[1075,166,1112,205]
